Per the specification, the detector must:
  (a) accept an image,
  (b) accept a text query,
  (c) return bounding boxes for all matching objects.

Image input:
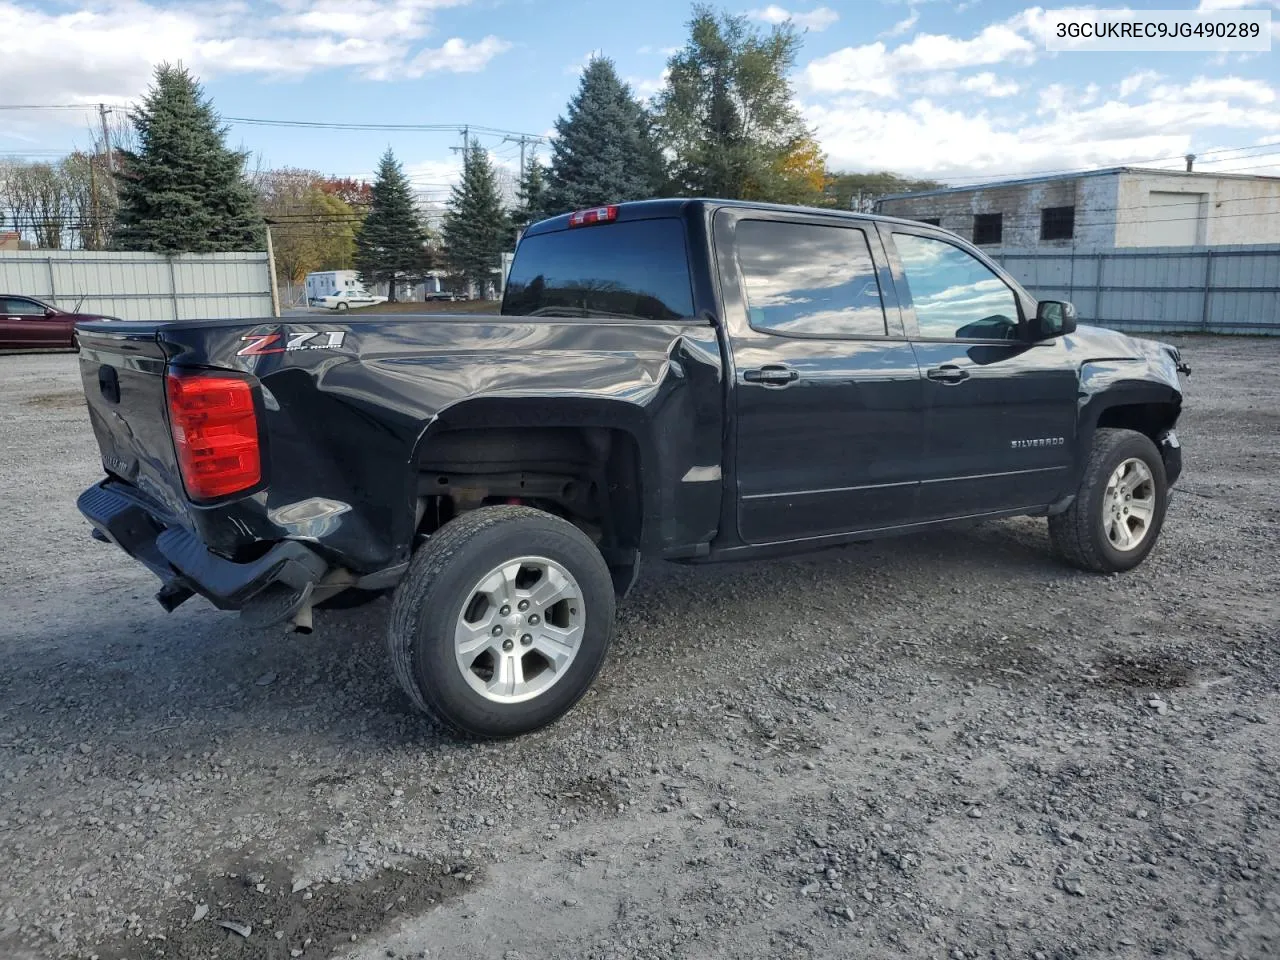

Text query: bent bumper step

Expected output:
[77,481,327,612]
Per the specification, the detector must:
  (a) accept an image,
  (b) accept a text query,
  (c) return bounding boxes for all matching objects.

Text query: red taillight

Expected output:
[165,371,261,500]
[568,205,618,227]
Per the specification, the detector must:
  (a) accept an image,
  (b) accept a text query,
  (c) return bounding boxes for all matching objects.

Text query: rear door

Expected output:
[879,225,1079,518]
[715,209,925,544]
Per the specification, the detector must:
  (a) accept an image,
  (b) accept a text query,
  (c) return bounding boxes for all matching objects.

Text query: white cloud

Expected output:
[1182,76,1276,104]
[882,10,919,38]
[564,50,602,77]
[0,0,505,110]
[749,5,840,31]
[805,22,1035,97]
[1195,0,1278,10]
[627,67,671,101]
[807,79,1280,179]
[913,70,1019,98]
[407,35,510,76]
[1118,69,1162,98]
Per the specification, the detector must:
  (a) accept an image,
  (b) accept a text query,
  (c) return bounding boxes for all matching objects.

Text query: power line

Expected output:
[222,115,546,142]
[901,140,1280,185]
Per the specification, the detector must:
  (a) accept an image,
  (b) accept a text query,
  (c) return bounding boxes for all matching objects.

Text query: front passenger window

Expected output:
[893,233,1019,340]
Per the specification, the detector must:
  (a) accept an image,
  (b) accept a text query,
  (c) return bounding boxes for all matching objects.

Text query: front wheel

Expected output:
[1049,427,1169,573]
[387,506,615,737]
[335,301,349,312]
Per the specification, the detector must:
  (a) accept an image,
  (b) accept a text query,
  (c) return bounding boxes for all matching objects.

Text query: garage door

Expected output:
[1142,191,1206,246]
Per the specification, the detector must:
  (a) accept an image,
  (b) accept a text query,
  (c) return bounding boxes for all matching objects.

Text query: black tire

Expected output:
[1049,427,1168,573]
[387,505,615,738]
[316,587,386,610]
[336,302,349,312]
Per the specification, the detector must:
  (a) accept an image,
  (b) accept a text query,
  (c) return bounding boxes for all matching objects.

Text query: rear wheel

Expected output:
[1049,427,1168,573]
[387,506,615,737]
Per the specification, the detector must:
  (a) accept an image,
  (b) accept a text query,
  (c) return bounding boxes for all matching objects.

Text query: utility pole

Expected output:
[264,223,281,318]
[98,104,115,175]
[502,133,538,174]
[89,161,100,250]
[450,125,470,158]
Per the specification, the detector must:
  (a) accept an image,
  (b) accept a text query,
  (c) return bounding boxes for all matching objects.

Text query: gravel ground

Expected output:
[1,337,1277,960]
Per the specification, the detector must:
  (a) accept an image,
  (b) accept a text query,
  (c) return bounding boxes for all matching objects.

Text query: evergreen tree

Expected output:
[654,6,813,202]
[112,64,263,253]
[545,58,665,214]
[510,149,548,242]
[443,139,507,296]
[355,148,427,301]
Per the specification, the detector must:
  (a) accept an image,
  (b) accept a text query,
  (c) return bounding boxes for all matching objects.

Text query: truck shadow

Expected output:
[3,516,1083,753]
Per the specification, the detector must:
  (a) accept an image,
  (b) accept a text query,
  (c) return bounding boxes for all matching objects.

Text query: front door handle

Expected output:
[743,364,800,386]
[926,364,969,384]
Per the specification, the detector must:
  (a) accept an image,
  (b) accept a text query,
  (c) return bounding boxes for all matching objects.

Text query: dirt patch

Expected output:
[550,774,621,813]
[22,390,83,409]
[92,859,471,960]
[1090,650,1195,689]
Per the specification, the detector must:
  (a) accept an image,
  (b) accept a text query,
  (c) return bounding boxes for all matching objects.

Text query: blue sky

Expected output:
[1,0,1278,207]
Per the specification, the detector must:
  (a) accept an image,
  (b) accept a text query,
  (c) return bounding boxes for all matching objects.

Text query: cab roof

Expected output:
[521,198,931,237]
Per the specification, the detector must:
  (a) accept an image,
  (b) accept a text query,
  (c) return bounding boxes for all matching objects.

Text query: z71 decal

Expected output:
[237,331,347,356]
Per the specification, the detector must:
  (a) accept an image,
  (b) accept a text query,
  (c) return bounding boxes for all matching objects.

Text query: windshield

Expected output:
[502,217,694,322]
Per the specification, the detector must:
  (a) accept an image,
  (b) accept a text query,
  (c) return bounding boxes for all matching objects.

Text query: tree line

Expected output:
[0,5,943,301]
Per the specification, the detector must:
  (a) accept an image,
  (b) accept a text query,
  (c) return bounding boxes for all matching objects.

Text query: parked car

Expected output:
[425,291,461,302]
[73,199,1188,738]
[1,295,117,350]
[318,289,387,311]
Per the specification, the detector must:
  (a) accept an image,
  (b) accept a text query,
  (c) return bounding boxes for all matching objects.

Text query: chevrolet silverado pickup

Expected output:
[74,199,1187,737]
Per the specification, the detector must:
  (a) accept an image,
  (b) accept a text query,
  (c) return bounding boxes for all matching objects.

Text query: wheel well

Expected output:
[413,426,643,561]
[1095,402,1178,443]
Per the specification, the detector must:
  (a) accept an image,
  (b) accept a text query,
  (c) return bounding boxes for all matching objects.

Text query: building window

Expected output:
[1041,206,1075,241]
[916,217,941,226]
[973,213,1002,245]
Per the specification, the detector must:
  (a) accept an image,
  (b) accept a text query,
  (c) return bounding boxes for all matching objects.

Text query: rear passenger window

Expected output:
[735,220,887,337]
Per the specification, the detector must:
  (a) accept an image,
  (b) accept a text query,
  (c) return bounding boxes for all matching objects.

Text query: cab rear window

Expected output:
[502,217,694,322]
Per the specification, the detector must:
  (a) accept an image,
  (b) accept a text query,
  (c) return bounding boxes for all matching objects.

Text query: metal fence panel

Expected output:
[0,250,274,322]
[988,244,1280,335]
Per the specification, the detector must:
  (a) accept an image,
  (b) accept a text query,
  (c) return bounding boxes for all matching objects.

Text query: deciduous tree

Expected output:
[654,6,813,203]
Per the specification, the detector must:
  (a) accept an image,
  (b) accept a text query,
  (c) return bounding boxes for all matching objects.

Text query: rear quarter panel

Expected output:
[156,314,724,572]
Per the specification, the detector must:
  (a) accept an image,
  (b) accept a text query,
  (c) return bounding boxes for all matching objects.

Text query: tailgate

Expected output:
[76,326,188,520]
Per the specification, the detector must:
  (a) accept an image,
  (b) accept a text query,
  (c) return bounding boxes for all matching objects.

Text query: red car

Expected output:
[0,295,117,350]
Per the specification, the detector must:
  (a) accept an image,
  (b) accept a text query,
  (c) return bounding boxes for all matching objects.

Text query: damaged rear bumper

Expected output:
[77,480,327,613]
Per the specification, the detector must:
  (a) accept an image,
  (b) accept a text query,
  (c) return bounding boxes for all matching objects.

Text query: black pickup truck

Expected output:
[74,199,1186,737]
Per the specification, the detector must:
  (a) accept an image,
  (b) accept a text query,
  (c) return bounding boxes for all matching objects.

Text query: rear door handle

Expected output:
[926,364,969,384]
[743,364,800,386]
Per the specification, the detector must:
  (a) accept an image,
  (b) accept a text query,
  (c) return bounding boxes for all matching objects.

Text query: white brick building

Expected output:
[875,167,1280,249]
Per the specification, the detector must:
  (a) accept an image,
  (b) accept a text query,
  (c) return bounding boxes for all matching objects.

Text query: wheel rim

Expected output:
[1101,457,1156,552]
[454,556,585,704]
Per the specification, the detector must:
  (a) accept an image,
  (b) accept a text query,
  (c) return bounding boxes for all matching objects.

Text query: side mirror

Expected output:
[44,306,58,317]
[1030,300,1077,340]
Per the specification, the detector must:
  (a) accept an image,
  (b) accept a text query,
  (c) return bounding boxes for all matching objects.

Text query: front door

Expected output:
[880,226,1079,518]
[0,297,61,348]
[715,209,925,545]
